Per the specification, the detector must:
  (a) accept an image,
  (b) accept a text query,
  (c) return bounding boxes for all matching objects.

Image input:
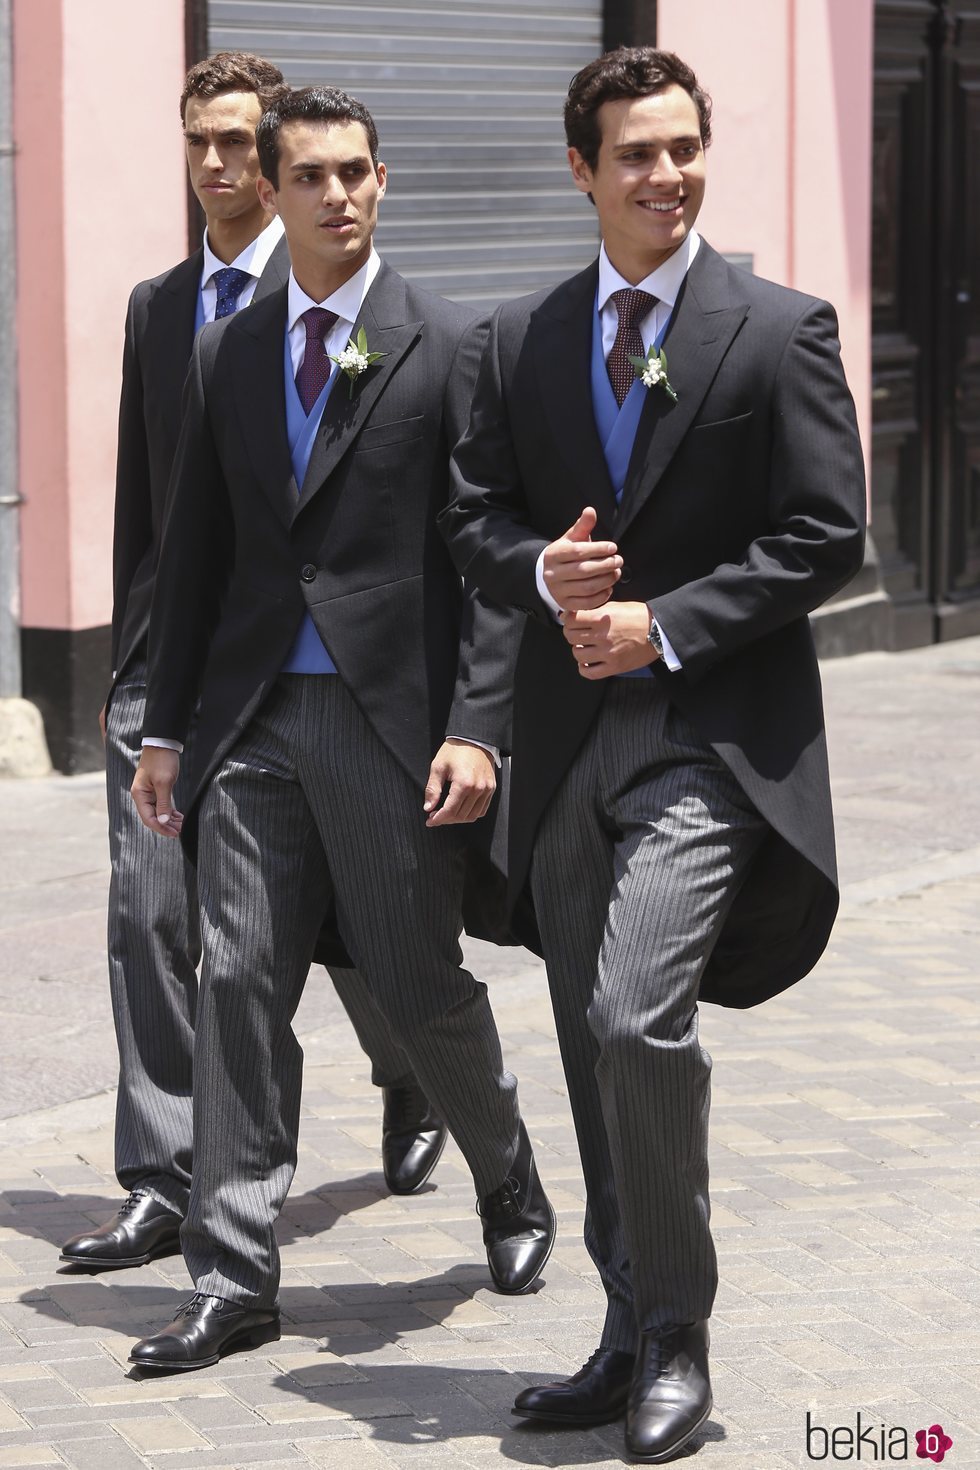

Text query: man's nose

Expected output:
[648,152,682,186]
[203,144,223,171]
[321,174,346,206]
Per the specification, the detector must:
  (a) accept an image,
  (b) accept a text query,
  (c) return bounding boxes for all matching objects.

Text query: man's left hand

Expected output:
[561,602,659,679]
[424,740,497,826]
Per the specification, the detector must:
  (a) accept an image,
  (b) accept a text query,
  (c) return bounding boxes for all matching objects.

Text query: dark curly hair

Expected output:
[564,48,712,168]
[180,51,289,123]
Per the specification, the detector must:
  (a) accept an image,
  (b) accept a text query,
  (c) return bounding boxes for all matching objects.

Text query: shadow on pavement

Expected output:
[0,1173,400,1258]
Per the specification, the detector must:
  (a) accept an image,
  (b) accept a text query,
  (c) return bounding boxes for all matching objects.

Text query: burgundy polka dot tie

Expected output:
[295,307,339,414]
[607,288,658,406]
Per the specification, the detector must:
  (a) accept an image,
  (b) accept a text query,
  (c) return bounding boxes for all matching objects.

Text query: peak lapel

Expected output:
[294,265,422,516]
[532,263,618,527]
[615,246,748,537]
[229,288,297,529]
[253,235,291,300]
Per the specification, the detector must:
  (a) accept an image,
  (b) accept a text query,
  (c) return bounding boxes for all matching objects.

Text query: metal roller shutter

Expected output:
[207,0,602,307]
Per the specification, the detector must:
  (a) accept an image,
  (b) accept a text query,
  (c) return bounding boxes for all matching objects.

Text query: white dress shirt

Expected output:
[535,231,702,672]
[199,214,285,321]
[285,247,381,372]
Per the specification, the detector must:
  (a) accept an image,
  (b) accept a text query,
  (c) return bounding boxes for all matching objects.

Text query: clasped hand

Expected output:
[543,506,659,679]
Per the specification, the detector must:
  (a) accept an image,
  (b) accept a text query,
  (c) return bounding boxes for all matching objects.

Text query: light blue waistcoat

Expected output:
[589,293,669,678]
[280,334,342,674]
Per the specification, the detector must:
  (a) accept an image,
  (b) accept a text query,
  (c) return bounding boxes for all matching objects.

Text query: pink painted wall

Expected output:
[657,0,873,468]
[15,0,187,631]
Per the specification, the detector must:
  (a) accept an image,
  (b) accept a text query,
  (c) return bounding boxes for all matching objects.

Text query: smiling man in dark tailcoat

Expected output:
[442,47,866,1464]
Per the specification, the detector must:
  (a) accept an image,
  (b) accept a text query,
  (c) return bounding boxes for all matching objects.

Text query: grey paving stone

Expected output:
[2,638,980,1466]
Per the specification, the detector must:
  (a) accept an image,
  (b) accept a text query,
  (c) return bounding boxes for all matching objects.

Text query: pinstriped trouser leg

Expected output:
[186,676,520,1307]
[105,672,199,1214]
[532,681,767,1348]
[106,676,412,1225]
[324,967,412,1088]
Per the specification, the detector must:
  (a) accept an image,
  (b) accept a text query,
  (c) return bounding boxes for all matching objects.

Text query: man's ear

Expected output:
[568,148,597,208]
[375,160,387,201]
[256,175,278,214]
[568,147,594,197]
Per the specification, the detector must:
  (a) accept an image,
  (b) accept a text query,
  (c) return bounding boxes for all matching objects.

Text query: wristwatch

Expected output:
[647,613,664,660]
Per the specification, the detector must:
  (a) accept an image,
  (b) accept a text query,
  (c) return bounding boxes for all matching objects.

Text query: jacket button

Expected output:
[620,565,633,584]
[300,564,317,583]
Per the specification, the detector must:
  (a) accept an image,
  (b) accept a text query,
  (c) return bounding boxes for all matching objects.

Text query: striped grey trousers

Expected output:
[185,674,520,1307]
[105,670,416,1217]
[530,680,767,1352]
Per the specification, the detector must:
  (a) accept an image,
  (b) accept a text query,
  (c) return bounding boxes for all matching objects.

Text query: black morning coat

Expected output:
[441,240,868,1008]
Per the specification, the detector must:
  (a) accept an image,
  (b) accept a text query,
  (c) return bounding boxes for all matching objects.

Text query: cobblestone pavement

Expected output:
[1,638,978,1470]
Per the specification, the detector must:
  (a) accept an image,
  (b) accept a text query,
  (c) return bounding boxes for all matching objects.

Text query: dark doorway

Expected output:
[872,0,980,645]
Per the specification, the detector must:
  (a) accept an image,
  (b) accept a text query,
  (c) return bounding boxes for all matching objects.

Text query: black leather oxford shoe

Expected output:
[59,1190,182,1269]
[513,1346,636,1425]
[381,1080,447,1194]
[129,1293,280,1371]
[477,1122,556,1294]
[624,1321,712,1463]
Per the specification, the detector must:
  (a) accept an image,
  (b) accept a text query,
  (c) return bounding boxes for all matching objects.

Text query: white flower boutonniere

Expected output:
[629,344,678,402]
[330,325,386,398]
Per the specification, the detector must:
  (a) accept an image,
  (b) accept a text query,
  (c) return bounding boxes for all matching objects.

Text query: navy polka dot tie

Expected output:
[295,308,339,413]
[212,266,252,319]
[607,288,658,406]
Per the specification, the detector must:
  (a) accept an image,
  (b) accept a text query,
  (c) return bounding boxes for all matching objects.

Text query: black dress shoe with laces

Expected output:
[381,1080,447,1194]
[59,1190,182,1269]
[129,1293,280,1371]
[625,1321,712,1463]
[477,1122,556,1294]
[513,1346,636,1425]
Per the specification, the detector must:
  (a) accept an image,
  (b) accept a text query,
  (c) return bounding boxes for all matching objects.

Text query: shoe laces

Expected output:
[385,1082,428,1133]
[174,1293,215,1319]
[574,1346,610,1379]
[118,1190,149,1215]
[476,1175,521,1221]
[646,1324,682,1378]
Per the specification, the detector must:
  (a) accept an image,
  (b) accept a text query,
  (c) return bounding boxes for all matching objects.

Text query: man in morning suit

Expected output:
[442,48,866,1463]
[60,55,445,1279]
[126,86,555,1372]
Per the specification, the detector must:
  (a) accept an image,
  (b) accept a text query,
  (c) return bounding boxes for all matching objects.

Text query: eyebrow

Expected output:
[184,129,252,141]
[612,134,701,150]
[288,156,371,172]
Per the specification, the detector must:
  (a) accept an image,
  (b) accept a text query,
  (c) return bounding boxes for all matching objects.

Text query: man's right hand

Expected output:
[542,506,622,611]
[131,748,184,838]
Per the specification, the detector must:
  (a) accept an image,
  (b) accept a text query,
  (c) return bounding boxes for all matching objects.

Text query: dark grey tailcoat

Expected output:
[442,240,868,1007]
[143,263,515,953]
[111,237,291,680]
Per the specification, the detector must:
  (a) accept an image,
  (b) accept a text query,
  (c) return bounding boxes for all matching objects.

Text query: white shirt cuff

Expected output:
[654,620,682,672]
[141,737,184,753]
[446,736,501,768]
[535,548,564,620]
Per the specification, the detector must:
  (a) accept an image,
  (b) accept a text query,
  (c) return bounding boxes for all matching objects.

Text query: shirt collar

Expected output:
[597,229,701,314]
[201,213,285,287]
[286,248,382,333]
